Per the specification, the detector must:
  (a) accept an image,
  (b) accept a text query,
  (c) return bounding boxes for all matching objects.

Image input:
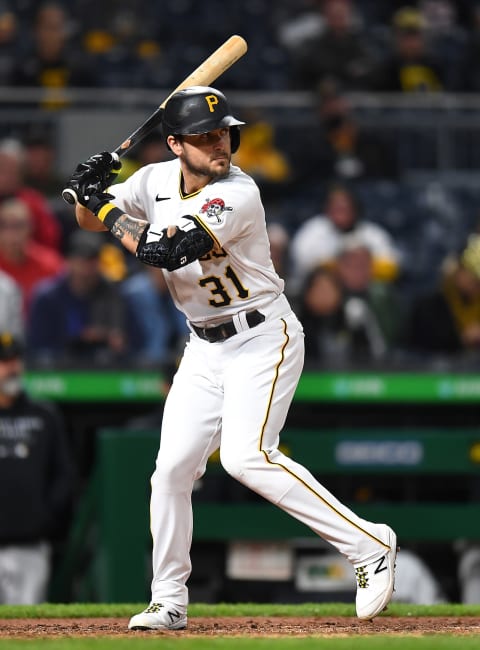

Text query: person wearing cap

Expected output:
[0,332,73,604]
[371,6,445,92]
[27,230,128,365]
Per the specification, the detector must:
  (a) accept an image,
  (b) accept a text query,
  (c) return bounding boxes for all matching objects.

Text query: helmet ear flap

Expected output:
[230,126,241,154]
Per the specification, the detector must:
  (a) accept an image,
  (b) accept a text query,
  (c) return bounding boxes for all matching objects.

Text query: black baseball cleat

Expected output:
[355,525,398,620]
[128,602,187,630]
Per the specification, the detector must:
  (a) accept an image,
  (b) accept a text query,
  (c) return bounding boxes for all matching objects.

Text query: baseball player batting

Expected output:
[65,86,397,630]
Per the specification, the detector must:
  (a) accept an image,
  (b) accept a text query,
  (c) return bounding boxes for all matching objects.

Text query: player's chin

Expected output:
[210,158,230,177]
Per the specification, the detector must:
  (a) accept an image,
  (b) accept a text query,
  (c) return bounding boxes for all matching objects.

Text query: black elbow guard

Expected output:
[137,215,214,271]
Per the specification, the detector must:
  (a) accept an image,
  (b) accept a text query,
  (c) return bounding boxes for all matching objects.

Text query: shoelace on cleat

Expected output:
[355,566,369,588]
[144,603,164,613]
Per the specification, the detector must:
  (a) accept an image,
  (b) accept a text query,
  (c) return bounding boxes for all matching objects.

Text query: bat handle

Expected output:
[61,187,78,205]
[61,152,120,205]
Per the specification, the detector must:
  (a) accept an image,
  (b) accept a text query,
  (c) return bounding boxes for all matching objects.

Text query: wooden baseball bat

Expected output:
[62,34,248,205]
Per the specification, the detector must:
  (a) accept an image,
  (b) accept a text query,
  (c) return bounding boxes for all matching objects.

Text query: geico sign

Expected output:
[335,440,424,466]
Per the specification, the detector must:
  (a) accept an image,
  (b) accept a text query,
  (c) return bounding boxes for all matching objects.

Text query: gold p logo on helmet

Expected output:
[205,94,219,113]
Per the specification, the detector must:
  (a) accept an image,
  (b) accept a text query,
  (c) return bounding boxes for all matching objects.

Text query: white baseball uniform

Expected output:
[111,159,392,607]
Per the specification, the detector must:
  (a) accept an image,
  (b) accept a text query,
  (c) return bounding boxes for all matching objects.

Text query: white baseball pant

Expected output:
[149,295,391,606]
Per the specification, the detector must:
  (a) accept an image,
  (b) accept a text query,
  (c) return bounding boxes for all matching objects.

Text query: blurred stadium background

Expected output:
[2,0,480,608]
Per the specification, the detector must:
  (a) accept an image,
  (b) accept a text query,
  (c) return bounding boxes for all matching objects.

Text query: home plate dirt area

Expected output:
[1,616,480,638]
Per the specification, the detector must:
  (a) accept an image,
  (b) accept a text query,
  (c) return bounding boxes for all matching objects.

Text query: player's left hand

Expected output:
[76,190,116,216]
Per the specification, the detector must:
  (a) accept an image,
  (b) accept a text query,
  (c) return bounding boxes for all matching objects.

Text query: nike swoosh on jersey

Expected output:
[155,195,170,202]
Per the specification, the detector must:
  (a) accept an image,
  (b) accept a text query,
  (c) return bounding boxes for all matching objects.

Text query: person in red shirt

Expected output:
[0,198,64,317]
[0,139,61,251]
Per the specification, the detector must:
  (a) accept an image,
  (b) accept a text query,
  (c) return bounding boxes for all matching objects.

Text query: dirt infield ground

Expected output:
[1,617,480,638]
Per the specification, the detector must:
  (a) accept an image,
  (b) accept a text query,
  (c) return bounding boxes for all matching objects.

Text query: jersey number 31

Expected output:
[199,265,249,307]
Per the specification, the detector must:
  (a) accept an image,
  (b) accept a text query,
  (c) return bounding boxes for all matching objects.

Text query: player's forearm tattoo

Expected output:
[110,215,148,244]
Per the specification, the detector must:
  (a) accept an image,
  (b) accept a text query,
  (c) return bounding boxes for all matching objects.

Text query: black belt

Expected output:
[191,310,265,342]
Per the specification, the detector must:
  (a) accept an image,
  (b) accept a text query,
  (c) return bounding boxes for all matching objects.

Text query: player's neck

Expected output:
[180,169,211,196]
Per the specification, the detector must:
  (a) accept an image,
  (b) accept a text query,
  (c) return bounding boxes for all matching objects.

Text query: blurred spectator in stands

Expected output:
[27,229,129,366]
[122,264,189,369]
[0,198,64,317]
[82,8,165,89]
[360,0,473,31]
[297,265,387,366]
[297,266,348,364]
[287,0,376,91]
[21,130,77,254]
[418,0,468,91]
[0,332,73,604]
[232,114,292,203]
[290,183,401,293]
[404,235,480,358]
[276,0,326,56]
[22,131,65,199]
[266,222,291,282]
[8,2,97,107]
[94,238,129,284]
[288,78,399,184]
[0,138,62,251]
[333,235,403,351]
[317,80,399,180]
[458,2,480,92]
[371,6,446,92]
[0,271,22,337]
[0,4,17,84]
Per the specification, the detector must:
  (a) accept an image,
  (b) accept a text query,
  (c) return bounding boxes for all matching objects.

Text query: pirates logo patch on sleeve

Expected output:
[200,198,233,224]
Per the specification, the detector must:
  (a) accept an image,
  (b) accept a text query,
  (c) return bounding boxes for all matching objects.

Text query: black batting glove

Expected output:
[90,151,122,187]
[64,177,104,207]
[68,152,122,194]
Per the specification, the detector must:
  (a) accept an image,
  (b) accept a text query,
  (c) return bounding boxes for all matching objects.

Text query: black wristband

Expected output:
[96,203,124,230]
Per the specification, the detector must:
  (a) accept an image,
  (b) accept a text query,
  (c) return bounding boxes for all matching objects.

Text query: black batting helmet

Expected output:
[162,86,244,153]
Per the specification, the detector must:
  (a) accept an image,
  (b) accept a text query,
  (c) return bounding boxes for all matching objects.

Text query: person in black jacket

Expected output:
[0,332,73,604]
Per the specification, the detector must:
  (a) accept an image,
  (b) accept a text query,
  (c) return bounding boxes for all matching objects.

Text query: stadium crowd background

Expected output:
[2,0,480,371]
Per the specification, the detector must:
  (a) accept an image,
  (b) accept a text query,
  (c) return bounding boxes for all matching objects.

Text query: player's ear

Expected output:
[167,135,182,155]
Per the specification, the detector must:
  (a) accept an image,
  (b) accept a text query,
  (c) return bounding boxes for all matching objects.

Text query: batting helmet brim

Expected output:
[175,114,245,136]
